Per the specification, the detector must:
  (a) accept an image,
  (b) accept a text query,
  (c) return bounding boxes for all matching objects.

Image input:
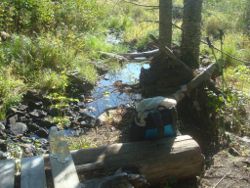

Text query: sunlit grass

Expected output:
[224,65,250,97]
[66,136,96,150]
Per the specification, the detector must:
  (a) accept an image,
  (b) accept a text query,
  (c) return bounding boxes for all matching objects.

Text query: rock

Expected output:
[35,128,48,138]
[18,116,28,122]
[0,151,7,160]
[27,123,40,132]
[80,121,88,126]
[29,110,40,118]
[7,114,19,124]
[48,108,61,116]
[77,102,86,108]
[18,104,28,111]
[8,107,25,115]
[0,139,7,151]
[73,105,80,111]
[30,109,47,118]
[9,122,28,135]
[36,120,54,129]
[0,122,5,130]
[23,144,36,157]
[34,101,43,108]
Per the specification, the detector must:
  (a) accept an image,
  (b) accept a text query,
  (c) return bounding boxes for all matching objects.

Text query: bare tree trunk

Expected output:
[180,0,203,69]
[159,0,172,48]
[244,1,250,36]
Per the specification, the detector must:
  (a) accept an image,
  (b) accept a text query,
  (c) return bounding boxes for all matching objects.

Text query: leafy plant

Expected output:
[0,67,26,120]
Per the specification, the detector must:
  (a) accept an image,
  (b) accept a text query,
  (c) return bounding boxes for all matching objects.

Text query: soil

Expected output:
[78,103,250,188]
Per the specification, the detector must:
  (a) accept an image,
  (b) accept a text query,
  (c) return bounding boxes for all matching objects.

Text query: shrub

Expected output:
[0,67,26,120]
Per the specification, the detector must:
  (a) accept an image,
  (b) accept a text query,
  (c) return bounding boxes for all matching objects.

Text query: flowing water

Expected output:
[84,62,150,117]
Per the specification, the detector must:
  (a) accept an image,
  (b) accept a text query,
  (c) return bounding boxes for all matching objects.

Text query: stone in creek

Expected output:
[30,109,47,118]
[18,104,28,111]
[34,101,43,108]
[0,139,7,151]
[73,105,80,111]
[80,121,87,126]
[9,122,28,135]
[77,102,86,108]
[27,123,40,132]
[0,151,7,160]
[48,108,61,116]
[8,114,19,124]
[35,128,48,138]
[8,107,25,115]
[36,119,54,129]
[19,116,29,123]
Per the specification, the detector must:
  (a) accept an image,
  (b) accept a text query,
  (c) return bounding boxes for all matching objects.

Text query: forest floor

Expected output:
[66,95,250,188]
[197,105,249,188]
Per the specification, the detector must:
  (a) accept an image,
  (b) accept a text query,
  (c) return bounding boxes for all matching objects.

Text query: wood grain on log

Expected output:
[44,135,203,184]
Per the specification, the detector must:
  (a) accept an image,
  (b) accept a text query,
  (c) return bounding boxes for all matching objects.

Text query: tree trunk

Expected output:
[159,0,172,48]
[180,0,203,69]
[244,1,250,36]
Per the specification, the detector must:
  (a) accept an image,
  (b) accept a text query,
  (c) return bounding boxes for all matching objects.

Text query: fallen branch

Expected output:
[99,51,128,62]
[120,49,159,60]
[171,63,218,102]
[213,170,232,188]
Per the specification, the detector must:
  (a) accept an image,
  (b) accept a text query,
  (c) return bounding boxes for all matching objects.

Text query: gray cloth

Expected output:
[135,97,177,126]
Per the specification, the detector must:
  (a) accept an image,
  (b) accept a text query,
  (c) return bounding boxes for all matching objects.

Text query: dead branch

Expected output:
[171,63,218,102]
[120,49,159,60]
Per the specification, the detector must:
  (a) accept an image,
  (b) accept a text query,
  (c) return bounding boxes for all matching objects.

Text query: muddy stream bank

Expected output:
[0,61,149,159]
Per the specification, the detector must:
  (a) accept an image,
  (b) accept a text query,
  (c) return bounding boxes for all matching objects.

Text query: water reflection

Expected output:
[84,63,150,117]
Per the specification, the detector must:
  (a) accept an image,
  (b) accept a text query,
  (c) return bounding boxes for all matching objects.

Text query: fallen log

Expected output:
[120,49,159,60]
[44,135,204,184]
[99,51,128,62]
[171,63,218,102]
[100,49,159,62]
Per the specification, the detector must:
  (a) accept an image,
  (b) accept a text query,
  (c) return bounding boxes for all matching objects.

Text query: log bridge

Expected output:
[0,133,203,188]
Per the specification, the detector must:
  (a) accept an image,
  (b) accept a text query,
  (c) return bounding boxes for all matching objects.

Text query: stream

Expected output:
[0,61,150,159]
[0,30,151,158]
[84,62,150,117]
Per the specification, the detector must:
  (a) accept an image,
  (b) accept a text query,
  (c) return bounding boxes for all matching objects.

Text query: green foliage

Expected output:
[224,65,250,95]
[205,14,231,39]
[0,67,27,119]
[0,0,54,33]
[205,85,249,135]
[54,0,103,31]
[50,116,71,129]
[0,0,103,33]
[243,0,250,36]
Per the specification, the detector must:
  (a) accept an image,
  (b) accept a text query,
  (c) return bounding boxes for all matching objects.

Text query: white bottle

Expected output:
[49,126,58,157]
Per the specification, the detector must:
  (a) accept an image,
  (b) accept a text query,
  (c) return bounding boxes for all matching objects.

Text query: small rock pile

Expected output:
[0,90,98,159]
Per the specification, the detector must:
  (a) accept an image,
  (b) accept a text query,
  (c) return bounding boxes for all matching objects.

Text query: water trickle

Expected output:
[84,62,150,117]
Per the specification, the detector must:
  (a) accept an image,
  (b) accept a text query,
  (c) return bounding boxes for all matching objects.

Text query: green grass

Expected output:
[0,67,27,119]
